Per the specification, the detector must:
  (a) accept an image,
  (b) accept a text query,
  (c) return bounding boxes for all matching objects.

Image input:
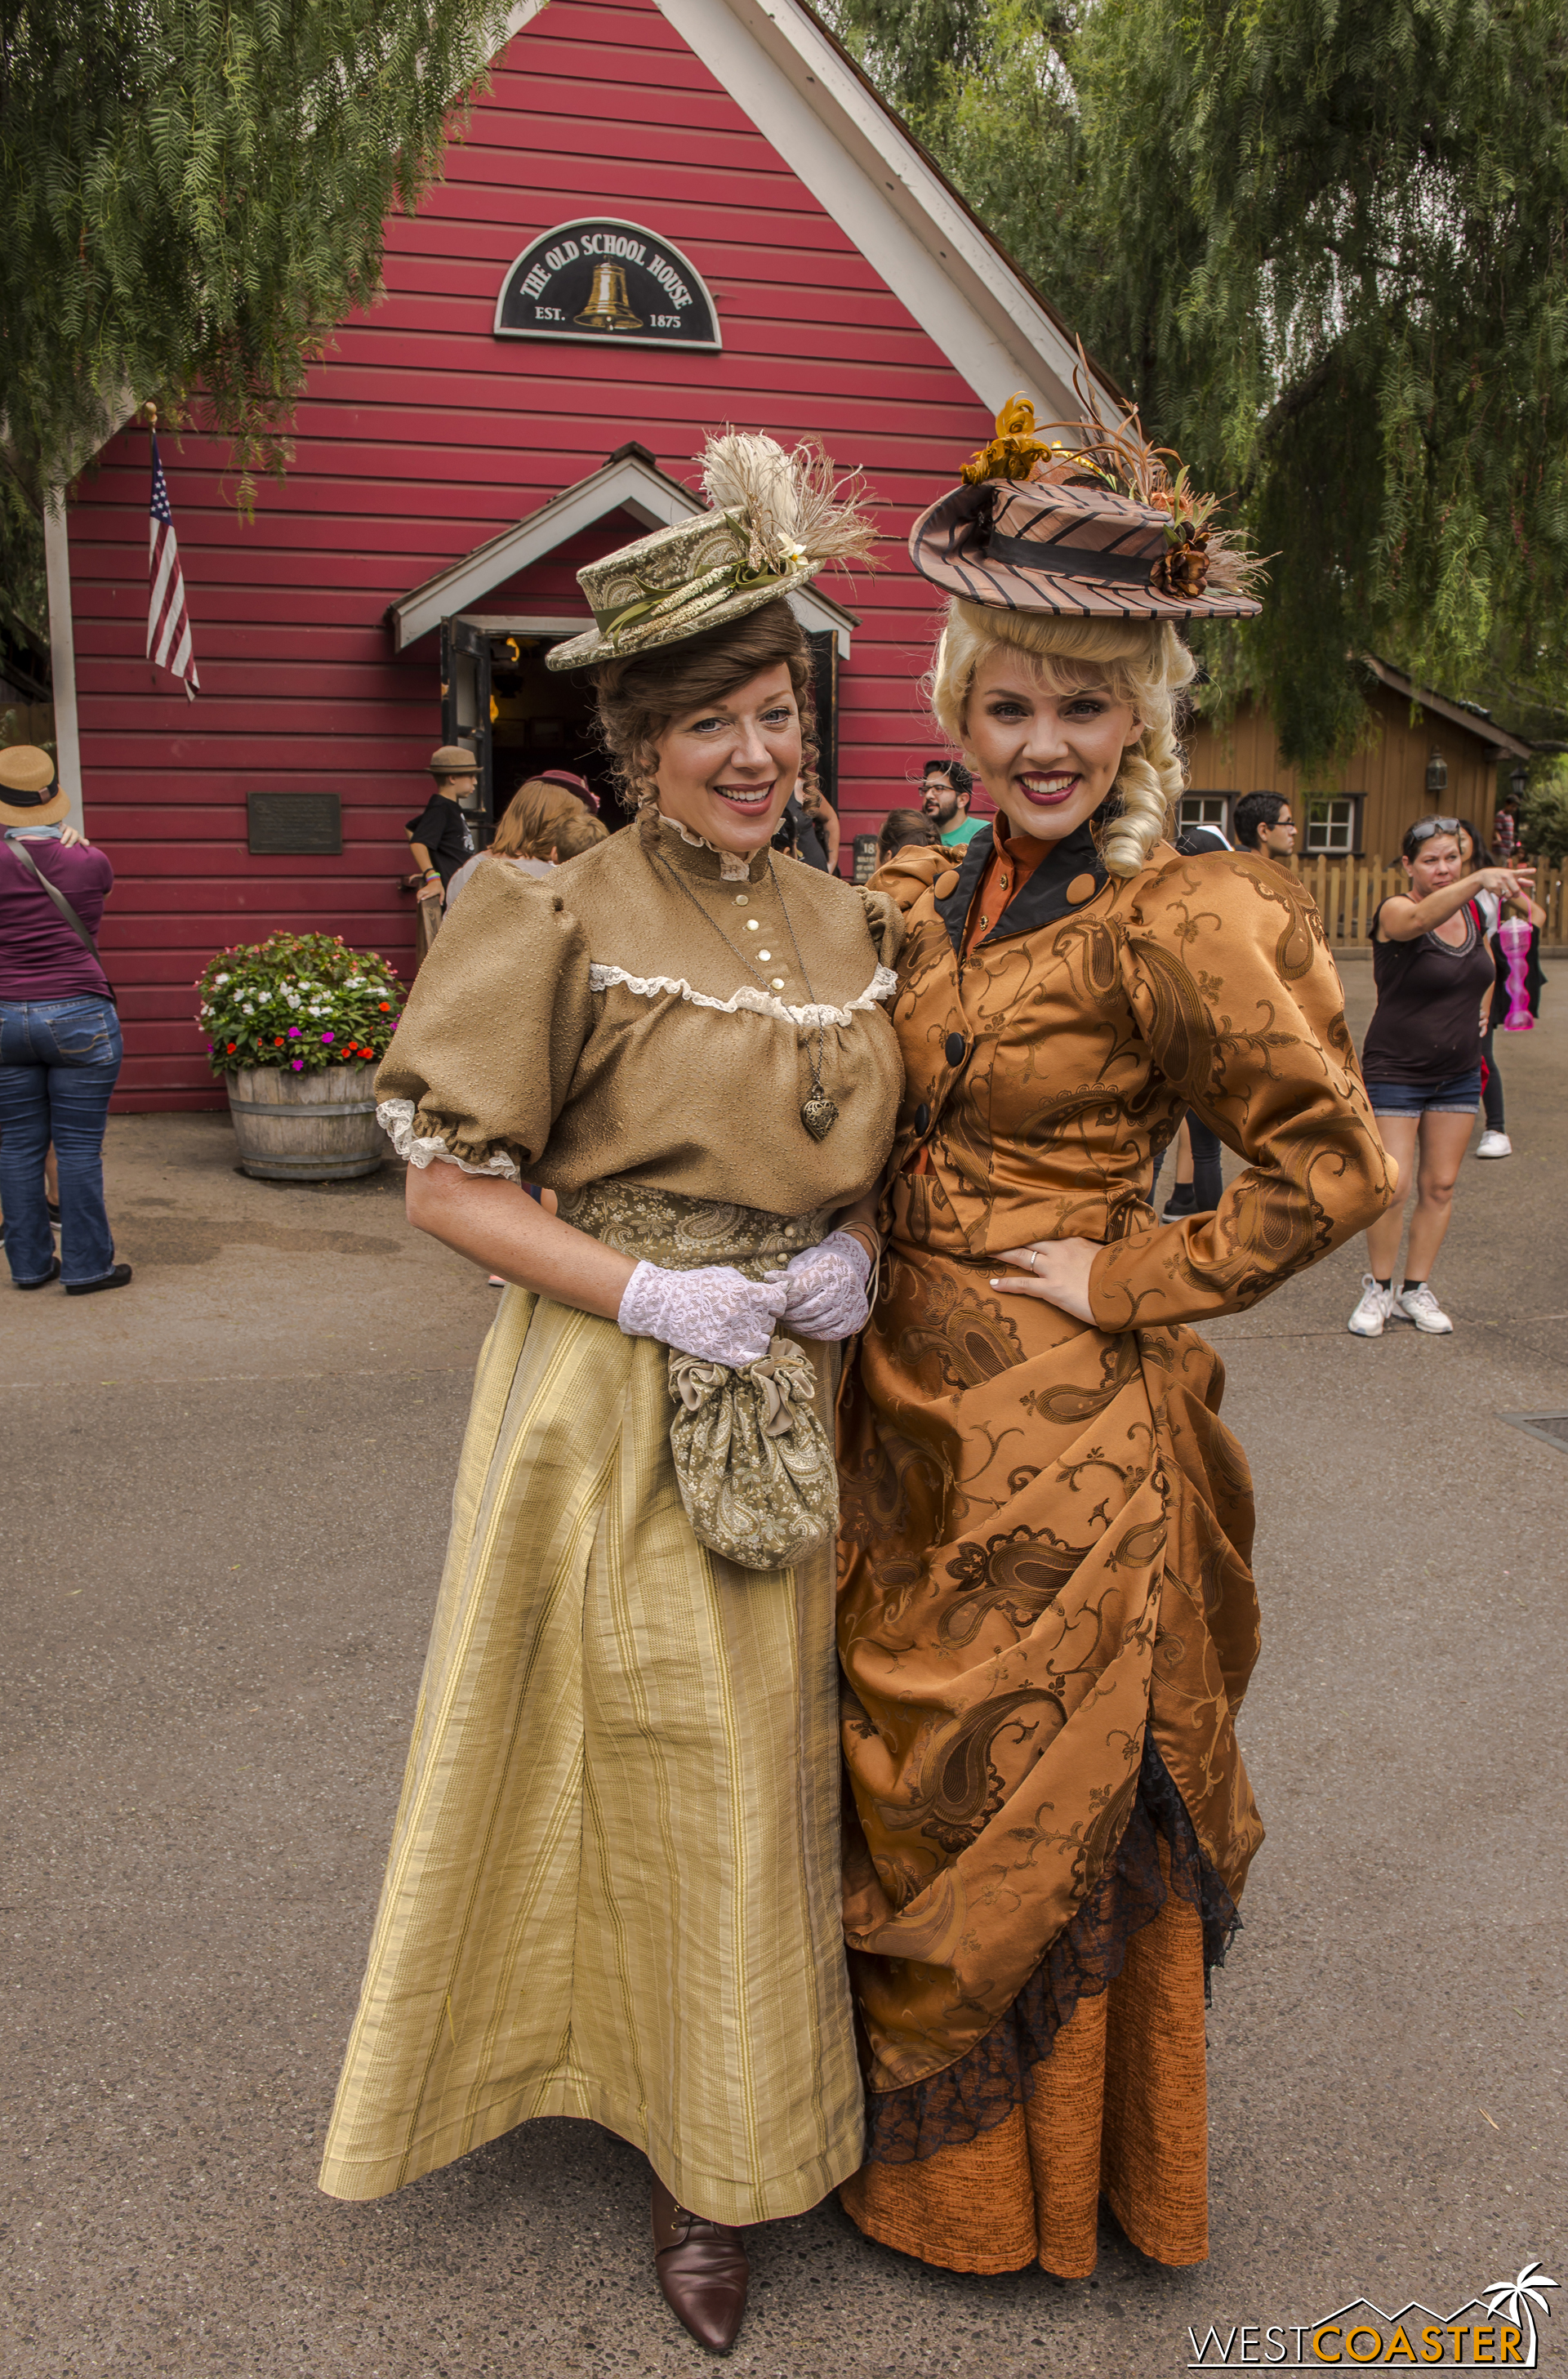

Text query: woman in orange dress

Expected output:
[832,401,1397,2279]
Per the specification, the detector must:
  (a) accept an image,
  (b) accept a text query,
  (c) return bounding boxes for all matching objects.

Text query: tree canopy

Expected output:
[0,0,510,638]
[830,0,1568,768]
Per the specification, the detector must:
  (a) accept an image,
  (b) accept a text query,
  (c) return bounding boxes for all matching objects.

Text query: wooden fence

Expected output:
[1285,854,1567,947]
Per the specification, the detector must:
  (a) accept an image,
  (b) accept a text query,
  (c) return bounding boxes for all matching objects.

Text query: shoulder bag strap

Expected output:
[3,838,118,1008]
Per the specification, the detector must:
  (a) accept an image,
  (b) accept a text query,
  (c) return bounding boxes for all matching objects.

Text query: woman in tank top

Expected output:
[1348,816,1534,1339]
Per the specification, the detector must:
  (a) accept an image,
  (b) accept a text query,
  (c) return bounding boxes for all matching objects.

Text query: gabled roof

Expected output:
[388,442,862,653]
[1364,655,1530,760]
[504,0,1118,421]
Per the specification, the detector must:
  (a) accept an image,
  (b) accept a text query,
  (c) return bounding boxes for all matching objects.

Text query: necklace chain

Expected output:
[650,849,833,1124]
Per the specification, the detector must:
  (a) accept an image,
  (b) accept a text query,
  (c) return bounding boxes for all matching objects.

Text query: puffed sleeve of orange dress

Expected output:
[1087,849,1397,1328]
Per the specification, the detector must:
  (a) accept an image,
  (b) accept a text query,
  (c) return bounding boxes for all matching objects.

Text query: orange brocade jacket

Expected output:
[835,824,1396,2142]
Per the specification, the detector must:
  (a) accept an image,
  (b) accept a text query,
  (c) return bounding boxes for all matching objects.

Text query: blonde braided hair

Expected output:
[928,602,1196,877]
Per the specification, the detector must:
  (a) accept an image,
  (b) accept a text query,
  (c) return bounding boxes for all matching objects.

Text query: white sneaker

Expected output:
[1392,1281,1454,1334]
[1475,1130,1512,1158]
[1348,1276,1392,1337]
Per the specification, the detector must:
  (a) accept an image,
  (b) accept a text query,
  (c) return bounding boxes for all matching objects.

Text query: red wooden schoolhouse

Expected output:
[51,0,1107,1108]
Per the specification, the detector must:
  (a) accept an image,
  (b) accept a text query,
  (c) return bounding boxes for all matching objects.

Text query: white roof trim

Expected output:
[642,0,1113,419]
[389,447,860,654]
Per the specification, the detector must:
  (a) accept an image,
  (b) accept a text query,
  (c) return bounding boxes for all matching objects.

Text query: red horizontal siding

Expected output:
[67,0,997,1106]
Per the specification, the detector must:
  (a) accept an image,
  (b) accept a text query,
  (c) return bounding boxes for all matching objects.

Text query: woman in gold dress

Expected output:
[831,401,1396,2279]
[319,436,902,2354]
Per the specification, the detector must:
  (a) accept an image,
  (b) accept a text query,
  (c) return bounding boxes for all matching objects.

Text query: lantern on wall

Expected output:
[1425,748,1448,796]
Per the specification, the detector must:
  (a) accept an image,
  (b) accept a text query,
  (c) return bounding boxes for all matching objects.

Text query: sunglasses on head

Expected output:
[1406,817,1462,847]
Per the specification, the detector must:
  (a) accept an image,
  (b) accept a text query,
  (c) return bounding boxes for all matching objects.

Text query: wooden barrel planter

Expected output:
[225,1065,388,1182]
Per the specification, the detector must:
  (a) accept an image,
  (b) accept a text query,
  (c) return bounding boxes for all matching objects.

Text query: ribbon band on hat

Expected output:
[980,528,1161,588]
[590,556,795,646]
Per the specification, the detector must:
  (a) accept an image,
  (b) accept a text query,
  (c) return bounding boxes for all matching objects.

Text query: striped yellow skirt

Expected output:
[318,1276,863,2223]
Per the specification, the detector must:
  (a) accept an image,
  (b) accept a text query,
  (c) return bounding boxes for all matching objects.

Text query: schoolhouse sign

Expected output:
[494,217,721,351]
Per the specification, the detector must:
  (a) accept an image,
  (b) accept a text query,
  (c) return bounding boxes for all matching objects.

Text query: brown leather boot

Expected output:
[652,2175,749,2354]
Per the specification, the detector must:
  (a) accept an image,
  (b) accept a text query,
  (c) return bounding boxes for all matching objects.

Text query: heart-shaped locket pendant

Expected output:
[800,1092,839,1142]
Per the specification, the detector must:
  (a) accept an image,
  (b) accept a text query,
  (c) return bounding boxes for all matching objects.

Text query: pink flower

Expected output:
[292,1058,305,1071]
[287,1025,301,1038]
[321,1030,334,1042]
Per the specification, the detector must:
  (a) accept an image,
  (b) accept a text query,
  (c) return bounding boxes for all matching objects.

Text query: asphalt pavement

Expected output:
[3,961,1564,2379]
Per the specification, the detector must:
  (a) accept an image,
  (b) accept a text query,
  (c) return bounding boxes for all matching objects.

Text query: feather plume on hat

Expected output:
[702,430,879,577]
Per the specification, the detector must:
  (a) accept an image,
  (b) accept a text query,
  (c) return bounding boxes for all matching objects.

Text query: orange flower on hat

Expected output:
[960,394,1065,487]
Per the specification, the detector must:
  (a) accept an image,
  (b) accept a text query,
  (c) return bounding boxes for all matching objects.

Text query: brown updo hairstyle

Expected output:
[589,597,821,846]
[491,778,587,861]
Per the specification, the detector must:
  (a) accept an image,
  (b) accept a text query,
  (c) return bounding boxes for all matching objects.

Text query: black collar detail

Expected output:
[989,818,1107,942]
[933,817,1110,953]
[934,826,995,954]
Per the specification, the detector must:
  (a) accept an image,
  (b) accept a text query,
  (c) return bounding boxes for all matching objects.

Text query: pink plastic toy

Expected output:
[1499,914,1535,1031]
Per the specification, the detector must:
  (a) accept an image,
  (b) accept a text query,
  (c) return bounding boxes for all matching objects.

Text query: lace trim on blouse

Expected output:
[659,813,751,880]
[587,961,898,1030]
[376,1098,522,1181]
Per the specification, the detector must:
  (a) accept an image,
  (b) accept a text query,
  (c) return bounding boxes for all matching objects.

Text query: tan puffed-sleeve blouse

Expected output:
[376,817,906,1217]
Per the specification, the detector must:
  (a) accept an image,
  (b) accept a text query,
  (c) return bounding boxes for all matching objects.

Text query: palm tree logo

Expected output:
[1482,2262,1558,2364]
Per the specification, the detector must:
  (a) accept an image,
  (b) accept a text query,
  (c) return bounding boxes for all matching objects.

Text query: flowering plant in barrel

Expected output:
[195,932,403,1075]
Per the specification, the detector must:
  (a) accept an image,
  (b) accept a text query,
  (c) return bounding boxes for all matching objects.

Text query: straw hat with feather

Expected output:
[547,432,876,671]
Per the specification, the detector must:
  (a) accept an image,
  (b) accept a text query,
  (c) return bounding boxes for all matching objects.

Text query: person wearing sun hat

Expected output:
[0,746,131,1296]
[319,432,902,2355]
[826,390,1398,2283]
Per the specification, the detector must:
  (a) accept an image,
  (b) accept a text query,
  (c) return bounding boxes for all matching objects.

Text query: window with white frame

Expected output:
[1178,792,1231,838]
[1304,795,1362,854]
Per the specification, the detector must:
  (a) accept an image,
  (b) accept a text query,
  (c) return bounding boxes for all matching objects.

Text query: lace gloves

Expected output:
[617,1260,787,1367]
[616,1230,875,1365]
[764,1229,872,1342]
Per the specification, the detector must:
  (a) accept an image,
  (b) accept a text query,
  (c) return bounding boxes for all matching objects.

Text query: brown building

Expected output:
[1180,657,1529,860]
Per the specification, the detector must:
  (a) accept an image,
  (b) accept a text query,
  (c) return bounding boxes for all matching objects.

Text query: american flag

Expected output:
[147,433,199,699]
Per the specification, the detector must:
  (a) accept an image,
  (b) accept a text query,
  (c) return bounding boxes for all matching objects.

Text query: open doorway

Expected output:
[490,637,623,826]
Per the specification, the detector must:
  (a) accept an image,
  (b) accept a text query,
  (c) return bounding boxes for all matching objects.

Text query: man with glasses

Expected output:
[1233,791,1298,863]
[920,758,985,848]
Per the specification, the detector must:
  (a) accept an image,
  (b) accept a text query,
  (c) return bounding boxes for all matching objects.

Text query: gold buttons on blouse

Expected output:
[734,894,749,907]
[998,874,1010,890]
[757,948,772,961]
[746,918,760,931]
[770,978,785,991]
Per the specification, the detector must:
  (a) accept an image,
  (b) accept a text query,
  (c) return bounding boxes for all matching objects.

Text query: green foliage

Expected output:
[196,931,403,1077]
[830,0,1568,770]
[0,0,511,574]
[1520,764,1568,867]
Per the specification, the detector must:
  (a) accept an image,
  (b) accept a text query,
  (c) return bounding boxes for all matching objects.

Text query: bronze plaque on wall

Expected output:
[494,218,721,351]
[247,793,342,857]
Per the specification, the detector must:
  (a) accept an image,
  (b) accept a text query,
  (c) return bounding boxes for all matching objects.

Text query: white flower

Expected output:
[214,973,229,987]
[242,1003,254,1015]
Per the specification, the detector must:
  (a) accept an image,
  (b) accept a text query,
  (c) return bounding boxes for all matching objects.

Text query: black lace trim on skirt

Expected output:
[862,1734,1241,2165]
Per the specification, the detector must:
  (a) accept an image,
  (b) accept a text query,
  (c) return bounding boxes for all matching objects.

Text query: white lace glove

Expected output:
[617,1259,788,1367]
[764,1229,873,1342]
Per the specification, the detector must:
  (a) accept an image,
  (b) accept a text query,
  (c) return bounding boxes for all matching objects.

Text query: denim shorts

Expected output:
[1365,1066,1482,1117]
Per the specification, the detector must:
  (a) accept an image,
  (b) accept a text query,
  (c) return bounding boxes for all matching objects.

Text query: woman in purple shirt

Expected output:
[0,747,130,1293]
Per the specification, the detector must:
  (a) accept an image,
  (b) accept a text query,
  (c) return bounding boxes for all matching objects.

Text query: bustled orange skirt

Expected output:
[835,1228,1262,2279]
[839,1851,1209,2277]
